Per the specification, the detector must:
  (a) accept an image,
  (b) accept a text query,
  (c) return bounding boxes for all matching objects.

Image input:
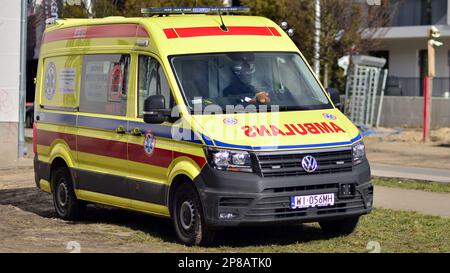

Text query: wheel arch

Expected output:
[167,174,201,218]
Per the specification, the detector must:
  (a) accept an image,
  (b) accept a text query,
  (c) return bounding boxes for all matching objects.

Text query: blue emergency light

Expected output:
[141,6,251,15]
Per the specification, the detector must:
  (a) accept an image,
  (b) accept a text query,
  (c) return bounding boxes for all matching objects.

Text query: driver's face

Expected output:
[232,61,255,84]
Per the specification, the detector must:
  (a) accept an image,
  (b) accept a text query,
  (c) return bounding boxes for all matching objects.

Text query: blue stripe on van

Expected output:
[37,111,362,150]
[37,112,202,144]
[38,111,77,126]
[201,134,215,146]
[213,134,362,150]
[78,115,127,131]
[128,121,173,139]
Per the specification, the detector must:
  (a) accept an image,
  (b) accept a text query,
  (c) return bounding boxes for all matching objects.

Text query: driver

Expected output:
[223,53,257,97]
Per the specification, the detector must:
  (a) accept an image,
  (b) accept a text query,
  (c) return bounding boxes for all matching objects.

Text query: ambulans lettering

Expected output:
[241,122,346,137]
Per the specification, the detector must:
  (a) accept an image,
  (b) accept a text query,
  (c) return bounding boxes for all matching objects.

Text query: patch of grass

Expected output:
[372,177,450,193]
[120,208,450,253]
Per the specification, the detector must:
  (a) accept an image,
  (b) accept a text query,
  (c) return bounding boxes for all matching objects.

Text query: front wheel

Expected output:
[172,183,215,246]
[319,216,360,235]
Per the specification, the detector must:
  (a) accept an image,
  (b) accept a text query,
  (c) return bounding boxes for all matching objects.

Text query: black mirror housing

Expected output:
[143,95,168,124]
[326,88,341,109]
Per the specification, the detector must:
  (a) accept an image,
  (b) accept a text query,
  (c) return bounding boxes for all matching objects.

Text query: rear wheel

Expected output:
[319,216,360,235]
[52,167,85,220]
[173,183,215,246]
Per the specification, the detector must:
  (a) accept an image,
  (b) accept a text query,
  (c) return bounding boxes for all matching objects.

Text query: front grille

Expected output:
[256,148,353,177]
[219,198,252,207]
[263,183,339,193]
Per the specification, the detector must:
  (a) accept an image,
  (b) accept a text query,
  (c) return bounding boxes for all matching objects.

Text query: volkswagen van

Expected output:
[34,7,373,246]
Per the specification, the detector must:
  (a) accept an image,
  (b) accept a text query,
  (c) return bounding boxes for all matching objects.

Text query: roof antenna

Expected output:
[218,10,228,31]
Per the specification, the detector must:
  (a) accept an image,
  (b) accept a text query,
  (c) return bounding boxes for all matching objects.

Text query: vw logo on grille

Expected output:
[301,155,318,173]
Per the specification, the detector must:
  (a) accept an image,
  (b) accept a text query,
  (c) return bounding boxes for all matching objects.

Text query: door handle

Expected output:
[115,125,126,134]
[131,128,142,136]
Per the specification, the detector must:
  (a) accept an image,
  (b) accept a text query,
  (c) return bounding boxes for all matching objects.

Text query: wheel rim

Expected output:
[179,200,196,231]
[56,179,68,209]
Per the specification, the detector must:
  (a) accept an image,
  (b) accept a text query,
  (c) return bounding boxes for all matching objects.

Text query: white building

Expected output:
[374,0,450,98]
[0,1,21,165]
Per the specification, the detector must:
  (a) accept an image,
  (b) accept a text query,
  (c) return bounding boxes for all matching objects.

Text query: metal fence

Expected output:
[385,77,450,97]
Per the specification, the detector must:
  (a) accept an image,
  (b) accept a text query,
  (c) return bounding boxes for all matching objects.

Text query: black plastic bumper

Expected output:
[194,159,373,227]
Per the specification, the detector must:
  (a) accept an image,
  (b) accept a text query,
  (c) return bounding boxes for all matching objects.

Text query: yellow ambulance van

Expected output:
[34,7,372,246]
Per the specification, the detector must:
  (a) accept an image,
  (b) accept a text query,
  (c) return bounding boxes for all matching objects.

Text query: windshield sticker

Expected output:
[108,64,124,102]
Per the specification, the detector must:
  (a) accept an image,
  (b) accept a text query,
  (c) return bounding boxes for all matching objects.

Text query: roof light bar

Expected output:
[141,6,250,15]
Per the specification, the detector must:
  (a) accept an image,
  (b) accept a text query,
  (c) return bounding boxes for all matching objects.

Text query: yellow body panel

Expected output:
[75,189,170,217]
[39,179,52,193]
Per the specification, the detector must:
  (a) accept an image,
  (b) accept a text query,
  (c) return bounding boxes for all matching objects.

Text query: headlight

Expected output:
[352,141,365,165]
[207,148,253,172]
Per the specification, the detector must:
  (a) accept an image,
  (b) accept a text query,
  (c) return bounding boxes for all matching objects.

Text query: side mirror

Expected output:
[143,95,169,124]
[326,88,342,109]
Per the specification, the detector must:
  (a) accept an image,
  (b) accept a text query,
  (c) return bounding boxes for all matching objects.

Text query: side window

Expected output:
[138,55,172,116]
[40,55,81,108]
[80,54,130,116]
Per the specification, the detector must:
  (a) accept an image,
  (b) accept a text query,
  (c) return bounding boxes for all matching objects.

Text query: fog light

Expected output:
[219,212,238,220]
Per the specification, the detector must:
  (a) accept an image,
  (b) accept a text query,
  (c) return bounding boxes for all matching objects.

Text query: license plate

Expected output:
[290,193,335,209]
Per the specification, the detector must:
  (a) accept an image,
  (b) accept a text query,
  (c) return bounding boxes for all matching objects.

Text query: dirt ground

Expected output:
[0,167,161,253]
[364,127,450,169]
[0,167,345,253]
[1,167,449,253]
[0,128,448,252]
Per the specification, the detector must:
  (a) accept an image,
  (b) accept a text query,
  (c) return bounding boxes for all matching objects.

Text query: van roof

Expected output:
[42,15,298,56]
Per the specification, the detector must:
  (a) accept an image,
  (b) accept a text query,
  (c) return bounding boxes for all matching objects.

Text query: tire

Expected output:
[319,216,360,235]
[172,183,215,246]
[52,167,86,220]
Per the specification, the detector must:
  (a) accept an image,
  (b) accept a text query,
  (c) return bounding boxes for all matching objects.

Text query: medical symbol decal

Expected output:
[44,62,56,100]
[322,113,337,120]
[223,117,238,125]
[144,131,156,156]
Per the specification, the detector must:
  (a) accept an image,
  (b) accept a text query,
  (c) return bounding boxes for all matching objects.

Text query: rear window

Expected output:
[40,55,82,109]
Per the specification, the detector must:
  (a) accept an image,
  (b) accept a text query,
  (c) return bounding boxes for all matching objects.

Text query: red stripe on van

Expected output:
[33,122,38,154]
[42,24,149,44]
[268,27,282,37]
[77,135,127,160]
[36,130,77,150]
[36,130,206,169]
[164,26,279,39]
[174,151,207,168]
[163,28,179,39]
[128,143,173,167]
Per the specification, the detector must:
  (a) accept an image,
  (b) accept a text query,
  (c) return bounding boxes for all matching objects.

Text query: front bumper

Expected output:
[194,159,373,227]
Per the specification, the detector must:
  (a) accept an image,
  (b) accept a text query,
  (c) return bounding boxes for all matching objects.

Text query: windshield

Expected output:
[170,52,332,113]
